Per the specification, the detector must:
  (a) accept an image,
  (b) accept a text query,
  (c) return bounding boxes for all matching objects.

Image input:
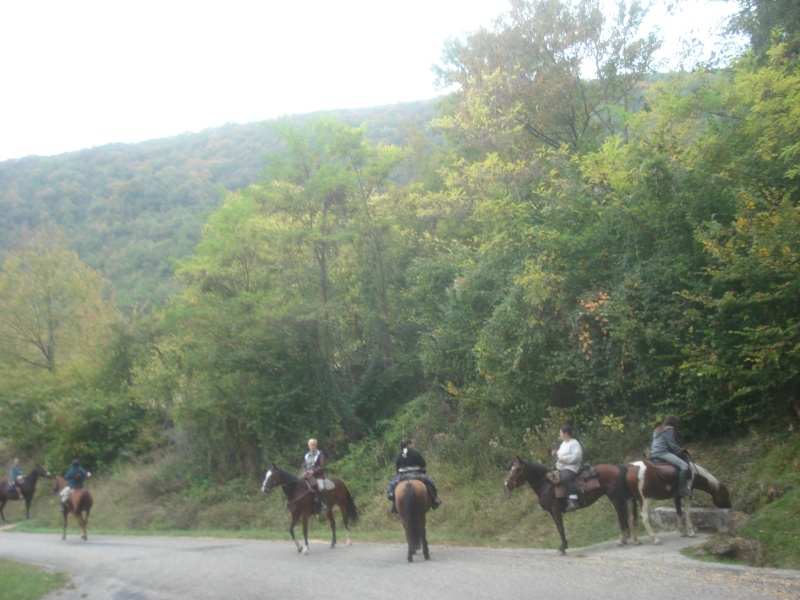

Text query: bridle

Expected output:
[505,462,527,491]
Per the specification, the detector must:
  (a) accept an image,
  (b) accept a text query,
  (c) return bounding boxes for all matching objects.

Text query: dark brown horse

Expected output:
[261,464,359,554]
[51,475,93,541]
[505,457,630,555]
[0,465,51,522]
[395,478,431,562]
[625,460,731,544]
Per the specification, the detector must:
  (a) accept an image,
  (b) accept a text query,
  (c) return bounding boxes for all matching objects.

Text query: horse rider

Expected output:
[8,457,24,498]
[650,413,692,497]
[300,438,328,512]
[551,425,583,512]
[60,459,91,505]
[386,437,441,513]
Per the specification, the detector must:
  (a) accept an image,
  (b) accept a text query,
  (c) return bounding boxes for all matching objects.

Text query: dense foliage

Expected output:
[1,1,798,496]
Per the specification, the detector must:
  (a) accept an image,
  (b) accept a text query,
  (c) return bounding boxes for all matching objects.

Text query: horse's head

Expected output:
[261,464,283,495]
[34,465,51,479]
[51,476,66,494]
[714,482,732,509]
[505,457,527,492]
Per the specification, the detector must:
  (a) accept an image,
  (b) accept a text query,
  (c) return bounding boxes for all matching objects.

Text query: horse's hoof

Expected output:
[424,553,431,560]
[330,544,336,549]
[654,539,662,545]
[408,556,413,563]
[557,549,566,556]
[634,540,642,546]
[687,531,696,538]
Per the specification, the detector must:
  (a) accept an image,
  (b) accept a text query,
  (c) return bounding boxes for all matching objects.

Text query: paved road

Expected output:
[1,530,799,599]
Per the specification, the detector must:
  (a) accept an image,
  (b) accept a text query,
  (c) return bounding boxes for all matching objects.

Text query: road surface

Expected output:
[1,529,799,599]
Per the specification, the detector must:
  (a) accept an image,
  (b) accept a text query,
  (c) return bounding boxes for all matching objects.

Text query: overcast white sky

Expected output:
[0,1,738,161]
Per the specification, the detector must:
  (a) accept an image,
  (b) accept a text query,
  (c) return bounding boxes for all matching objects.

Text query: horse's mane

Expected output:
[271,465,301,482]
[690,463,720,490]
[517,458,549,477]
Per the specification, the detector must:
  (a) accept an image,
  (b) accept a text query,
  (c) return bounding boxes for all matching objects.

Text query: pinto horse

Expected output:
[0,465,51,522]
[396,478,430,562]
[261,464,359,554]
[51,475,93,541]
[625,460,731,545]
[505,457,630,555]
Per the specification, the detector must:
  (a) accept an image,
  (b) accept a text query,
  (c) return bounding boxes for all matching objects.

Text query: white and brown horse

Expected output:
[625,460,730,544]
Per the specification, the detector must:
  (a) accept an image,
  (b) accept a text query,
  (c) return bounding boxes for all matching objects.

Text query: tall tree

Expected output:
[0,227,115,372]
[434,0,661,155]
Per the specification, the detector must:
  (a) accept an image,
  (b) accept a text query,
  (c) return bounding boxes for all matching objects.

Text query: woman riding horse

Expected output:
[505,457,630,555]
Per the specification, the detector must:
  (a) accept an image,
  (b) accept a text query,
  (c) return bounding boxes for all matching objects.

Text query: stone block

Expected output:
[649,506,732,532]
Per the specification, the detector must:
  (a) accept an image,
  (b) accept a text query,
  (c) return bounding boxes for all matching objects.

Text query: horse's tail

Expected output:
[344,486,359,525]
[402,481,423,551]
[615,465,629,531]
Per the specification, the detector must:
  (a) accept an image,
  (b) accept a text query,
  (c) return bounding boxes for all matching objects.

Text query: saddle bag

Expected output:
[545,469,561,485]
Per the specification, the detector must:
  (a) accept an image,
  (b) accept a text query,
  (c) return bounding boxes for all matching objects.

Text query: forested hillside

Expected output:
[1,0,798,520]
[0,101,438,310]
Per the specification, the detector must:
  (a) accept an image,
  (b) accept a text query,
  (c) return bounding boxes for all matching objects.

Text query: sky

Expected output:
[0,1,739,162]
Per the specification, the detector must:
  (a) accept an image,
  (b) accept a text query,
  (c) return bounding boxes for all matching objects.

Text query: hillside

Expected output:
[0,99,440,310]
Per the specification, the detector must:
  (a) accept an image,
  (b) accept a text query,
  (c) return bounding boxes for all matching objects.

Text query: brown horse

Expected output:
[625,460,731,545]
[51,475,93,541]
[505,457,631,555]
[395,478,431,562]
[0,465,51,522]
[261,464,359,554]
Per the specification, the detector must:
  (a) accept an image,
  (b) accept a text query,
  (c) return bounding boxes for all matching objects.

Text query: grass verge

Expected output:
[0,559,69,600]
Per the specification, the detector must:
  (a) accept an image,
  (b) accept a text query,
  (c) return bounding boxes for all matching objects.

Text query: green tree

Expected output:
[434,0,661,155]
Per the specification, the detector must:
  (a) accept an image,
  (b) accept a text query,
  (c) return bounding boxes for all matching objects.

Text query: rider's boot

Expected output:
[430,495,442,509]
[318,490,329,512]
[678,469,693,498]
[565,495,579,512]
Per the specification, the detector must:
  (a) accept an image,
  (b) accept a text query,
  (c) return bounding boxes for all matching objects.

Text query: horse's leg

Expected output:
[326,507,336,549]
[682,497,695,538]
[62,506,68,541]
[641,497,661,544]
[0,498,6,523]
[301,513,310,555]
[337,493,352,546]
[626,499,641,545]
[25,494,31,519]
[551,510,568,555]
[79,504,90,541]
[289,512,303,553]
[422,514,430,560]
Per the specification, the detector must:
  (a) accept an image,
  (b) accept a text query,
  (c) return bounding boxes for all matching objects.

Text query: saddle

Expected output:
[552,465,601,499]
[649,460,679,481]
[302,476,335,491]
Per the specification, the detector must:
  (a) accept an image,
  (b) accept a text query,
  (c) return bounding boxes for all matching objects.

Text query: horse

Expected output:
[51,475,93,541]
[395,478,430,562]
[504,457,630,555]
[625,460,731,545]
[0,465,51,522]
[261,464,359,554]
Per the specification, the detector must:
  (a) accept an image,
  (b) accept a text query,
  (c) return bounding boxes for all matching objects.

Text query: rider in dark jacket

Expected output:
[60,459,90,504]
[8,457,23,497]
[386,437,441,513]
